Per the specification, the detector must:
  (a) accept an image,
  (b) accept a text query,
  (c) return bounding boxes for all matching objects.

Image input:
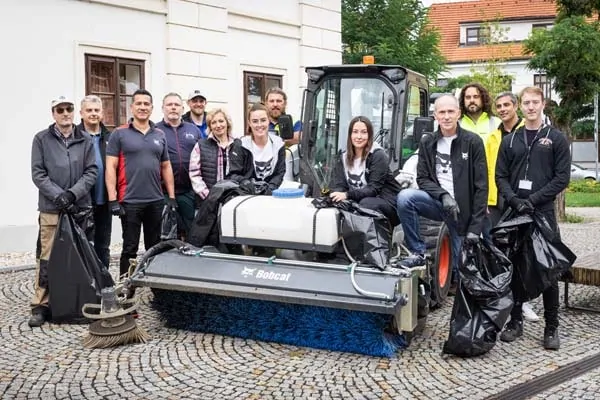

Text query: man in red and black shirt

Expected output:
[105,89,176,277]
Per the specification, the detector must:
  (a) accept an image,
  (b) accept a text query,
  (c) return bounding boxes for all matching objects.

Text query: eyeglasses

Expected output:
[55,106,74,114]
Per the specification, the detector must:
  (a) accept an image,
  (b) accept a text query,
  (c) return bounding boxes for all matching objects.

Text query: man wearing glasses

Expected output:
[29,96,98,327]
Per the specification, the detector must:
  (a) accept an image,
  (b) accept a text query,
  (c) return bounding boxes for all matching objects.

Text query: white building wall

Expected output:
[459,19,554,44]
[0,0,167,250]
[0,0,341,251]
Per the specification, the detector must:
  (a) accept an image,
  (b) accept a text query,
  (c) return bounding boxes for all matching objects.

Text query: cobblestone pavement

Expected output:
[1,208,600,399]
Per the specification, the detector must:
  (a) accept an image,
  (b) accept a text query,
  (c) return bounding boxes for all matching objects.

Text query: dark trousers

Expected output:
[482,205,502,244]
[119,200,163,276]
[93,203,112,268]
[359,195,400,226]
[510,208,560,328]
[170,190,196,239]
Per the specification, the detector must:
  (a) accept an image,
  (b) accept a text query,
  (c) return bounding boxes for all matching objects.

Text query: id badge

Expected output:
[519,179,532,190]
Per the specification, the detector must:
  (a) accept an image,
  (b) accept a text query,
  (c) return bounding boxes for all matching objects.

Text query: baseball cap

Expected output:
[51,95,74,108]
[188,90,206,101]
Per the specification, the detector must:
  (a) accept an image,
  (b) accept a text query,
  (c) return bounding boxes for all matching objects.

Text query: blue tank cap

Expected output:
[272,188,305,198]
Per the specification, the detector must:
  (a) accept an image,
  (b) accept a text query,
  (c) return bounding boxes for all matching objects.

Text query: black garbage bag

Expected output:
[443,241,513,357]
[338,201,391,270]
[160,205,178,240]
[492,210,577,302]
[47,211,115,323]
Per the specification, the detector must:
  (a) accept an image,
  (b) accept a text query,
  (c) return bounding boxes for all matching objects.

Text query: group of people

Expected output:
[30,82,571,351]
[329,84,570,350]
[29,87,301,327]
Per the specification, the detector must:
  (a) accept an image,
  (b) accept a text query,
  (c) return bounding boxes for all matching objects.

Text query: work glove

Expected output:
[109,200,126,217]
[441,194,460,221]
[465,232,480,245]
[510,197,534,215]
[166,197,178,212]
[54,190,75,211]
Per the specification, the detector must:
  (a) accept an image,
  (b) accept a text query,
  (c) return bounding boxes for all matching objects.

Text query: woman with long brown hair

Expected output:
[330,116,401,225]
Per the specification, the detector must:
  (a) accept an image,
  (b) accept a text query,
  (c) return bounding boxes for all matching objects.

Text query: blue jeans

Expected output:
[396,188,463,278]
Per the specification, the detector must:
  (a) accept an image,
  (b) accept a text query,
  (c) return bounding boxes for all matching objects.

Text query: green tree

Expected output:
[342,0,446,79]
[524,16,600,137]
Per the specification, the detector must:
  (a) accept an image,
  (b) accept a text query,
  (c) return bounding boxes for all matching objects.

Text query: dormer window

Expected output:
[466,27,490,45]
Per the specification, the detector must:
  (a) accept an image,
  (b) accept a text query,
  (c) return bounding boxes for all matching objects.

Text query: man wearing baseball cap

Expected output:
[183,90,208,139]
[29,95,98,326]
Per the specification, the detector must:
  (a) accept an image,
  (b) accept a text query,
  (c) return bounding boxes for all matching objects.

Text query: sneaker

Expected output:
[500,319,523,342]
[544,327,560,350]
[522,302,540,322]
[399,254,426,268]
[28,307,48,327]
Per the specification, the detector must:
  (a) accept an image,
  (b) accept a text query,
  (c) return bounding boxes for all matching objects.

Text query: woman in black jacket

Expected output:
[330,116,401,225]
[229,102,286,194]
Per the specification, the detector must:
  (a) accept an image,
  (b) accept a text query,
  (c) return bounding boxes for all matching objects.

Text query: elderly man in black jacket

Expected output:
[30,96,98,327]
[396,94,488,282]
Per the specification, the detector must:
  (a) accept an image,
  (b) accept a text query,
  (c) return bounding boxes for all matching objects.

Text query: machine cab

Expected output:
[299,64,432,196]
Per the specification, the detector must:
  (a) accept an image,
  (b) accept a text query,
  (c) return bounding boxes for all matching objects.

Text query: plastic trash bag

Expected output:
[339,202,391,270]
[47,211,115,323]
[443,241,513,357]
[160,205,179,240]
[492,210,577,302]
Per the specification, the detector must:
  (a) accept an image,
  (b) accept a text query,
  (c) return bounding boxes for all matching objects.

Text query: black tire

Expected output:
[419,217,441,250]
[429,223,452,308]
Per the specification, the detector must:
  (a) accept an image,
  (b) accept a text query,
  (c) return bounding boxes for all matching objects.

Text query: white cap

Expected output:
[51,95,74,108]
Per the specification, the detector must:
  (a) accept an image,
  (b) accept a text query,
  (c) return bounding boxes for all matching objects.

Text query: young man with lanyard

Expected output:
[105,89,177,278]
[496,86,571,350]
[265,87,302,146]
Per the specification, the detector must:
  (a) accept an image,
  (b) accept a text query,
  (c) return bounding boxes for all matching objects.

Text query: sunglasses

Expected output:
[55,105,74,114]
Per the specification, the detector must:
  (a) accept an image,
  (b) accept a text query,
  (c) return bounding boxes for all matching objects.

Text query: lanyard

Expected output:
[522,124,548,180]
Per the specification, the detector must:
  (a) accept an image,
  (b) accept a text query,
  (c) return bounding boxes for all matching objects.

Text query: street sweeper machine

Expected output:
[122,63,453,357]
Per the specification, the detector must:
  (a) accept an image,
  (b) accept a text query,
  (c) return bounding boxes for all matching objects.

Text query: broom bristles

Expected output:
[151,289,407,357]
[82,325,150,349]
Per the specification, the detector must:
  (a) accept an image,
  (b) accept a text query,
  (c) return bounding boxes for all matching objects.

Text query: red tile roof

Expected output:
[428,0,558,63]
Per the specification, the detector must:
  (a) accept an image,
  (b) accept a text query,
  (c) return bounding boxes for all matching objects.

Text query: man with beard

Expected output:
[265,87,302,146]
[496,86,570,349]
[183,89,208,139]
[156,93,201,239]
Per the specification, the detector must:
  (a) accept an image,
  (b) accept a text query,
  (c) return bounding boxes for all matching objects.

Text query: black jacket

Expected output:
[331,145,401,202]
[495,125,570,211]
[417,126,488,235]
[31,124,98,213]
[78,122,111,205]
[229,134,286,193]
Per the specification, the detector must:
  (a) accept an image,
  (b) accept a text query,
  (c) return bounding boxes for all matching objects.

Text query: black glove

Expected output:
[465,232,480,244]
[510,197,534,214]
[166,197,178,211]
[441,194,460,221]
[109,200,125,217]
[54,191,75,210]
[239,179,256,194]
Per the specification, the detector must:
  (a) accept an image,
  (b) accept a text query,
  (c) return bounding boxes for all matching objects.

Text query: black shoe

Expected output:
[544,327,560,350]
[399,254,426,268]
[500,319,523,342]
[28,307,48,327]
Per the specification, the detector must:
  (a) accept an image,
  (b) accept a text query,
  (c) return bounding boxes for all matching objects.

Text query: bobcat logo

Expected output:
[436,151,451,174]
[254,158,273,179]
[241,267,256,278]
[347,171,365,189]
[462,152,468,160]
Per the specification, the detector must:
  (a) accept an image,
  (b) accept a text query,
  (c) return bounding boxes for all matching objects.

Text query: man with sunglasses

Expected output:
[30,96,98,327]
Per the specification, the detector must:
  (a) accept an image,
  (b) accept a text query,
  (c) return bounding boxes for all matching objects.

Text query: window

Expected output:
[534,74,552,101]
[466,27,490,46]
[403,85,428,157]
[532,23,553,31]
[243,71,283,132]
[85,55,145,129]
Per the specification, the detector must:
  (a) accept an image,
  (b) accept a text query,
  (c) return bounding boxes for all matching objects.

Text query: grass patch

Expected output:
[566,192,600,207]
[564,213,585,223]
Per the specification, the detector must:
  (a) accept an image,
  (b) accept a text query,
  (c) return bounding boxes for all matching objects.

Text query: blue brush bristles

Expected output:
[151,289,407,357]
